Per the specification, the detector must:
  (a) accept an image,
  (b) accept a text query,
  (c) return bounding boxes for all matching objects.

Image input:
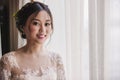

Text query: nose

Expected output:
[39,24,45,33]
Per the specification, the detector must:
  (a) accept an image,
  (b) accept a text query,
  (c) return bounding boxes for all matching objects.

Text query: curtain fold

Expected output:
[65,0,89,80]
[9,0,19,51]
[104,0,120,80]
[89,0,104,80]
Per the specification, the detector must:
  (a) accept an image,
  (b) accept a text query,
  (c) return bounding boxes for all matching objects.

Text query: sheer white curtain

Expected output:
[65,0,120,80]
[104,0,120,80]
[89,0,120,80]
[89,0,104,80]
[65,0,89,80]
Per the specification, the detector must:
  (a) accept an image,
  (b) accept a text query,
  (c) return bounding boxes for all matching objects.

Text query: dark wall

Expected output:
[0,0,10,55]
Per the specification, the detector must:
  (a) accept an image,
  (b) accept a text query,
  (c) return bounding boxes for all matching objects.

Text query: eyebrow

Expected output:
[32,18,51,22]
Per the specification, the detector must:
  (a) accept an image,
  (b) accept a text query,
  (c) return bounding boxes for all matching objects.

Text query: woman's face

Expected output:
[24,10,52,44]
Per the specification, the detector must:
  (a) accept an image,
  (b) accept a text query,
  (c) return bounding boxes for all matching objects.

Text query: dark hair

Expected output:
[14,2,53,38]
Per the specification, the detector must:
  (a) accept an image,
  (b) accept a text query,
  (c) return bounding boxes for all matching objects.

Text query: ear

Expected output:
[22,26,28,33]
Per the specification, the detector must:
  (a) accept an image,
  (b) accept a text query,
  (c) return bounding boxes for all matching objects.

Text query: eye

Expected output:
[45,23,51,27]
[32,21,40,26]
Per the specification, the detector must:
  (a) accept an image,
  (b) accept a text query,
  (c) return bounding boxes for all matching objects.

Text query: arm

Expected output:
[0,56,11,80]
[56,54,66,80]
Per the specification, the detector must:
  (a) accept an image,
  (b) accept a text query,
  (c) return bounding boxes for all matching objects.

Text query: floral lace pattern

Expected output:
[0,52,66,80]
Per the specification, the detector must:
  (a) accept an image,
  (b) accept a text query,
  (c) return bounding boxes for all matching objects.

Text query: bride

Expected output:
[0,1,66,80]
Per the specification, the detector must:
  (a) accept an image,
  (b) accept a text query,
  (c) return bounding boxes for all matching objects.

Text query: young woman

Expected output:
[0,2,66,80]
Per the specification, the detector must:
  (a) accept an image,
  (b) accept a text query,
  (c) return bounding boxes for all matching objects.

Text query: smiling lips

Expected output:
[37,34,46,39]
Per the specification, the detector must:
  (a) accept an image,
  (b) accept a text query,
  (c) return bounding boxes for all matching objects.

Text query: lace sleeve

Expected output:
[0,55,11,80]
[56,54,66,80]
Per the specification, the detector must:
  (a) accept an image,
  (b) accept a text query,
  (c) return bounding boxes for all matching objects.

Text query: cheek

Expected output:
[29,26,38,33]
[47,29,52,35]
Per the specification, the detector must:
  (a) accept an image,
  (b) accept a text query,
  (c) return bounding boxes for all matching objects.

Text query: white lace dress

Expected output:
[0,52,66,80]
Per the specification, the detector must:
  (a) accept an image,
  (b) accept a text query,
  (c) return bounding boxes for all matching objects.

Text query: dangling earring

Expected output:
[22,32,26,38]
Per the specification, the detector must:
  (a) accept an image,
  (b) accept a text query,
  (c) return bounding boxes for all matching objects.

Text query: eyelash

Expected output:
[45,23,51,27]
[33,21,40,26]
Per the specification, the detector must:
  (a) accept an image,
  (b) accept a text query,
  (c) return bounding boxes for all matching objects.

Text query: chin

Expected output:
[37,39,47,44]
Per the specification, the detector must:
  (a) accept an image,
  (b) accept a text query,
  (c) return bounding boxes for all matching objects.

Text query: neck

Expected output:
[23,42,45,55]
